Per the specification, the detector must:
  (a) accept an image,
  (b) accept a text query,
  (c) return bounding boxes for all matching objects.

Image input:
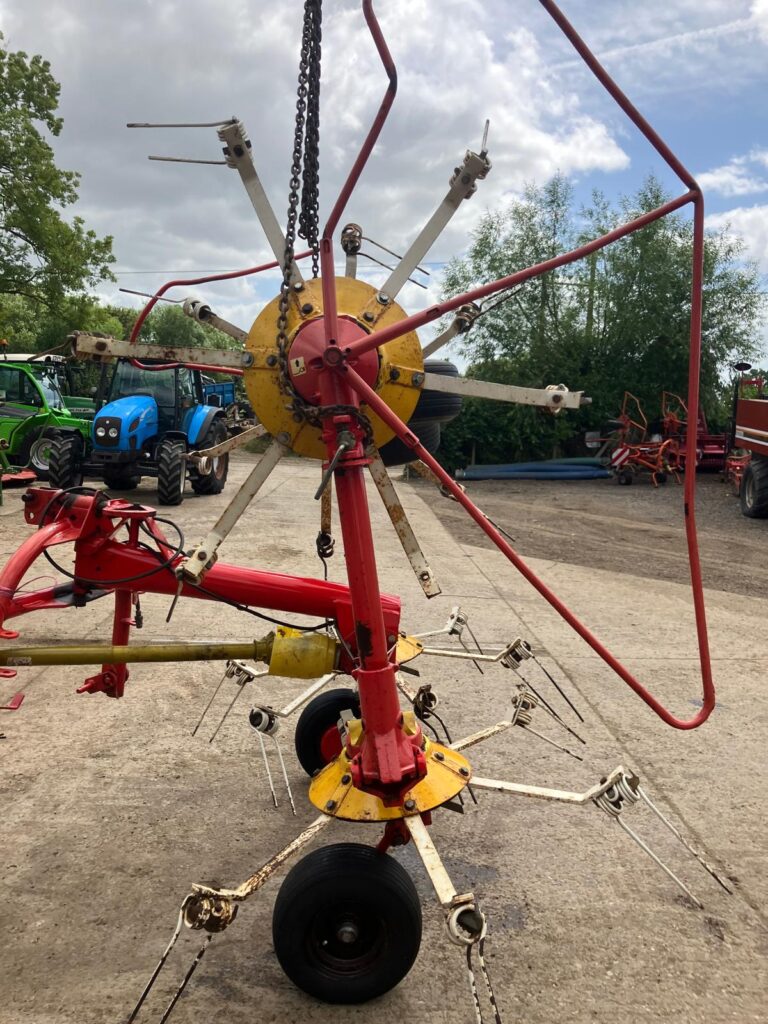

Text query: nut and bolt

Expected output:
[376,292,390,306]
[362,311,375,323]
[404,799,416,811]
[419,571,430,581]
[412,372,424,387]
[265,354,278,367]
[389,367,401,381]
[197,551,207,561]
[325,800,336,811]
[341,774,351,785]
[434,751,445,762]
[301,303,314,315]
[459,767,470,778]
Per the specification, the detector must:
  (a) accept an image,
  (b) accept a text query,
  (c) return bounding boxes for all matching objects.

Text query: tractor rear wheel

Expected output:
[740,457,768,518]
[190,418,229,495]
[294,688,360,776]
[273,844,422,1004]
[156,439,186,506]
[48,435,83,490]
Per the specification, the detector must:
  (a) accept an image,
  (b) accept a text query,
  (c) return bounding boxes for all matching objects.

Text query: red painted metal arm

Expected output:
[341,362,715,730]
[127,252,312,344]
[342,192,694,359]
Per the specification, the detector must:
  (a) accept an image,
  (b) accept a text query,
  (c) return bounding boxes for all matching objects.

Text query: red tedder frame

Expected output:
[0,1,715,802]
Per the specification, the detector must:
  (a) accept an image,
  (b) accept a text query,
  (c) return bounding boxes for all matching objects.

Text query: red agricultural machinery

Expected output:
[0,2,730,1021]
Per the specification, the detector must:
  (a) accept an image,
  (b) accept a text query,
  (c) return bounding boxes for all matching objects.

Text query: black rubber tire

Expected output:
[48,434,83,490]
[103,468,142,491]
[273,843,422,1004]
[656,472,668,485]
[379,420,441,469]
[294,687,360,776]
[740,457,768,518]
[156,439,186,506]
[617,468,633,485]
[17,429,56,480]
[410,359,462,424]
[190,418,229,495]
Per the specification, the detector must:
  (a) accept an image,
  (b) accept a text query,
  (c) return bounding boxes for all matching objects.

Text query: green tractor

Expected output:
[0,360,92,479]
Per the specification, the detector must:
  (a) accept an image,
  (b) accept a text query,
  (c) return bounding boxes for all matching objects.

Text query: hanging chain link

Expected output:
[275,0,373,446]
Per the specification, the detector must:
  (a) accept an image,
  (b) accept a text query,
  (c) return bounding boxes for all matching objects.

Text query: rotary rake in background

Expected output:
[0,1,729,1020]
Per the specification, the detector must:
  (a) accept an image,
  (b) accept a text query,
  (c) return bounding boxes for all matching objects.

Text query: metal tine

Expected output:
[532,654,585,723]
[255,730,279,809]
[614,815,703,909]
[126,896,192,1023]
[636,785,733,894]
[191,670,228,737]
[157,935,214,1024]
[271,736,297,816]
[520,676,587,745]
[208,681,247,744]
[127,120,237,128]
[359,251,428,289]
[458,633,484,675]
[361,235,431,276]
[149,156,228,166]
[521,723,584,762]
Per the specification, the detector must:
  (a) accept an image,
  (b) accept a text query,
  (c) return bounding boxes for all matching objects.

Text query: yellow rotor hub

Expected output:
[243,277,424,460]
[309,737,472,822]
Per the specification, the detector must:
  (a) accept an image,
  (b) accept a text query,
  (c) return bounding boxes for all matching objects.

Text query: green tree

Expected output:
[438,174,765,468]
[0,35,114,309]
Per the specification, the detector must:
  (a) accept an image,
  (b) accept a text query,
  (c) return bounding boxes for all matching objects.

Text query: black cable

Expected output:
[39,489,334,632]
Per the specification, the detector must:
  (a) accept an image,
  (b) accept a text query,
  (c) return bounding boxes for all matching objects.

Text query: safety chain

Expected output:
[275,0,373,447]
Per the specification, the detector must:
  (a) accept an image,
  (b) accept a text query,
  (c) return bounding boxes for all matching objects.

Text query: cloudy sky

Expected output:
[1,0,767,353]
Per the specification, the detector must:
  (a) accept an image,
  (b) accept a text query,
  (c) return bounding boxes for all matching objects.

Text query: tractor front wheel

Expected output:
[191,418,229,495]
[273,844,422,1004]
[48,435,84,490]
[156,439,186,506]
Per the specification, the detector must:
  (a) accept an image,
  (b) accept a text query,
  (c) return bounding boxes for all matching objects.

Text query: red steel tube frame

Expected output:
[320,0,714,730]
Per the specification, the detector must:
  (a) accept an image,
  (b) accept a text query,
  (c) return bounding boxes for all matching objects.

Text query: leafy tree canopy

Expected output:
[0,34,114,308]
[439,174,765,468]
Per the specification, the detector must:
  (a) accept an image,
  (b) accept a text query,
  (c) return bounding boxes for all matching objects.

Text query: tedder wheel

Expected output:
[294,687,360,776]
[191,418,229,495]
[740,459,768,518]
[48,434,83,490]
[273,843,422,1004]
[104,469,142,491]
[156,439,186,506]
[379,419,441,468]
[617,468,633,485]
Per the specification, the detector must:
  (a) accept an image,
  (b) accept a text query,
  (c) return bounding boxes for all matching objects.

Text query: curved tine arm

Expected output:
[343,191,694,360]
[322,0,397,244]
[127,252,312,344]
[340,363,715,731]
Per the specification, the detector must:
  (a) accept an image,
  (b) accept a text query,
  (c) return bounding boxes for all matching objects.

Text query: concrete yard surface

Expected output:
[0,454,766,1024]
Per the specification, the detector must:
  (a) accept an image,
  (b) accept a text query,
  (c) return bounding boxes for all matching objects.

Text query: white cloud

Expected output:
[706,205,768,271]
[752,0,768,41]
[0,0,630,337]
[698,155,768,196]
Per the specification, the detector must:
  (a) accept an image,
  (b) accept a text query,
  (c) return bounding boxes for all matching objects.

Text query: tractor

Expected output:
[47,358,230,504]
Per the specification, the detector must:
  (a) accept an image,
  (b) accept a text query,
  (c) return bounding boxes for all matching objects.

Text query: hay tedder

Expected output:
[0,2,730,1020]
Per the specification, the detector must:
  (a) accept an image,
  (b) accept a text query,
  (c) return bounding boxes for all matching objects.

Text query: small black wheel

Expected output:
[191,418,229,495]
[379,420,441,468]
[410,359,462,424]
[294,687,360,776]
[740,458,768,518]
[273,844,422,1004]
[104,468,142,491]
[48,434,83,489]
[617,468,633,485]
[655,472,668,485]
[156,438,186,506]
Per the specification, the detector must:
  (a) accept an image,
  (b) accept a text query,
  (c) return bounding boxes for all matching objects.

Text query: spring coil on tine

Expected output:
[510,688,537,728]
[593,772,640,818]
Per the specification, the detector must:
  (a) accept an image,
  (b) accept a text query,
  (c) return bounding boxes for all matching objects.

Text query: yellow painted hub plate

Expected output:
[244,277,424,460]
[309,739,472,821]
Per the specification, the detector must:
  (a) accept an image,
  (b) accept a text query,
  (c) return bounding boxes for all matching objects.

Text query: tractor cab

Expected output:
[48,358,231,505]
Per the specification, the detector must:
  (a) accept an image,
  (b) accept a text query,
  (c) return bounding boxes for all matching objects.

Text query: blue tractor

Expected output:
[47,359,230,505]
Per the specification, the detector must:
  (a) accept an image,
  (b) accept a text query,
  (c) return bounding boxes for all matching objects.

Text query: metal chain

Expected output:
[275,0,372,444]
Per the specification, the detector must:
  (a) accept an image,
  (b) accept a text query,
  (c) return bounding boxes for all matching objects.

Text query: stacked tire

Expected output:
[379,358,462,467]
